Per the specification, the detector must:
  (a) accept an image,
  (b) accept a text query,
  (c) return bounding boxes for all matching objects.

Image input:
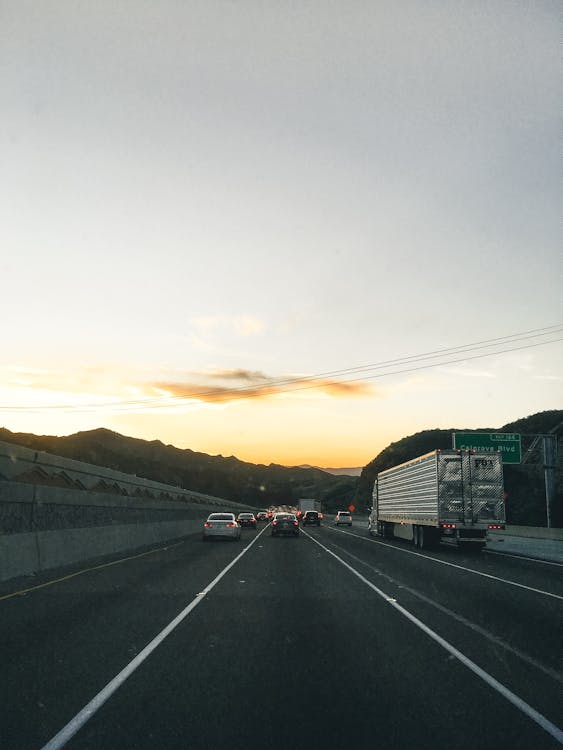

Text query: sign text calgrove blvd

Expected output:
[452,432,521,464]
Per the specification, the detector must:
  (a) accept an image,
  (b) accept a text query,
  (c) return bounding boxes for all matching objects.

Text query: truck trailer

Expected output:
[367,450,505,550]
[298,498,322,514]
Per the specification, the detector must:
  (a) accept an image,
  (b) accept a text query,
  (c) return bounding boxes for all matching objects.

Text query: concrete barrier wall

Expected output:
[489,525,563,541]
[0,440,255,583]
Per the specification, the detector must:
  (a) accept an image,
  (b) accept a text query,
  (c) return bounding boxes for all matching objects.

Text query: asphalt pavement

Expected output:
[1,521,562,750]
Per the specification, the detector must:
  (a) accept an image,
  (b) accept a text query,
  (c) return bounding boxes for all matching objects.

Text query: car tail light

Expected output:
[272,521,278,526]
[227,522,237,527]
[204,522,212,528]
[293,520,298,526]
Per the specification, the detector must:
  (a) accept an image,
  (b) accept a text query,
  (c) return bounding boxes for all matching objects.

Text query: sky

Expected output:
[1,1,562,467]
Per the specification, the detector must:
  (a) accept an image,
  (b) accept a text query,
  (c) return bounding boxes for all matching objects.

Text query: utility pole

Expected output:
[542,434,557,528]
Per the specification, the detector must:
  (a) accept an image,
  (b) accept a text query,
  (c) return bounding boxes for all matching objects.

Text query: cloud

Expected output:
[203,369,270,382]
[0,365,108,392]
[190,315,266,338]
[150,371,373,404]
[233,317,265,337]
[0,364,373,413]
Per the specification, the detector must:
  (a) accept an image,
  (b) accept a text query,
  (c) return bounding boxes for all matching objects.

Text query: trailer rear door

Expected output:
[437,452,504,525]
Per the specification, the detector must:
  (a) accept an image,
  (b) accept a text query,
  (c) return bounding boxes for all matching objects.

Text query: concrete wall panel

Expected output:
[0,440,257,583]
[35,518,205,572]
[0,532,40,582]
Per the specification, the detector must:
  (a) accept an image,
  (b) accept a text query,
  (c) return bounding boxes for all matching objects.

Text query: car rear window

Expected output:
[209,514,234,521]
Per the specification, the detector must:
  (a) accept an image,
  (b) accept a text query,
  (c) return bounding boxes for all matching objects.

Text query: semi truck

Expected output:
[297,498,322,514]
[367,449,505,550]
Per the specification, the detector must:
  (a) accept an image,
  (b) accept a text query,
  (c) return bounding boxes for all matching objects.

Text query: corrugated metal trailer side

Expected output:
[376,452,438,524]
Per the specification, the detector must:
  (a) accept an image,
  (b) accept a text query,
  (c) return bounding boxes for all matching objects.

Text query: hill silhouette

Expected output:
[2,409,561,525]
[0,427,357,512]
[354,410,563,527]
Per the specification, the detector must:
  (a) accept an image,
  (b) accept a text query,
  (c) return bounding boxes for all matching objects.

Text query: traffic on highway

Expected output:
[1,513,561,750]
[3,3,561,749]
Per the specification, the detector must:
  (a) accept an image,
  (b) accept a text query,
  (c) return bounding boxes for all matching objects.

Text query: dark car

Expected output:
[271,513,299,537]
[237,513,257,528]
[256,511,268,521]
[302,510,321,526]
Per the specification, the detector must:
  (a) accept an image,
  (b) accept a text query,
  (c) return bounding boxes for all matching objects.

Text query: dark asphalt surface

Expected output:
[1,522,562,749]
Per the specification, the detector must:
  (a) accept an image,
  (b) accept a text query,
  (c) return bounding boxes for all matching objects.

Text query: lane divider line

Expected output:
[39,524,270,750]
[0,541,186,603]
[302,528,563,745]
[324,535,563,686]
[484,549,563,567]
[328,526,563,601]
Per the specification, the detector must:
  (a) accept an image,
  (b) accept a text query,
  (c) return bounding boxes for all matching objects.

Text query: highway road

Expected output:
[1,521,562,749]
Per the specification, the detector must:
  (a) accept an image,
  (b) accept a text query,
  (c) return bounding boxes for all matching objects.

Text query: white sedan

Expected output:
[202,513,241,541]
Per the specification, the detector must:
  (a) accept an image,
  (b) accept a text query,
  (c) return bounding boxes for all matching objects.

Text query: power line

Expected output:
[2,324,562,413]
[92,335,563,413]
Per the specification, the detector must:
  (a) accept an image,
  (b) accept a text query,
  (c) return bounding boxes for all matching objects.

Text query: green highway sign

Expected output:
[452,432,521,464]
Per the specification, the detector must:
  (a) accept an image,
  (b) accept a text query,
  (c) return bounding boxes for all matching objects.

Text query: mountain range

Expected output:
[297,465,362,476]
[1,409,560,524]
[0,427,358,512]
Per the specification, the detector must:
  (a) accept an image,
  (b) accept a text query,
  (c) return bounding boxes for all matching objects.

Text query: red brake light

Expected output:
[204,522,212,527]
[293,521,298,526]
[488,524,504,530]
[272,521,278,526]
[442,523,456,529]
[227,522,236,527]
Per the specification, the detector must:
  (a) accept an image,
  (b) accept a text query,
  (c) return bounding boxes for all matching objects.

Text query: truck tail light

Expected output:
[488,524,505,530]
[442,523,456,529]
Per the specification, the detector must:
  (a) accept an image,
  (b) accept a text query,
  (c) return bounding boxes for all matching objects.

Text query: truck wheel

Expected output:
[418,526,435,550]
[413,525,419,547]
[418,526,427,549]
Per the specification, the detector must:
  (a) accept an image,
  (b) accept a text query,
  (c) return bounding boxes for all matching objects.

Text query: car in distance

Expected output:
[202,513,241,541]
[237,512,257,528]
[334,511,352,526]
[302,510,321,526]
[271,512,299,537]
[256,511,268,522]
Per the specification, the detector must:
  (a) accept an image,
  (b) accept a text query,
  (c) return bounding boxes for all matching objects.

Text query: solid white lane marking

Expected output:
[484,549,563,567]
[303,529,563,745]
[0,541,185,603]
[40,525,270,750]
[325,536,563,686]
[329,526,563,601]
